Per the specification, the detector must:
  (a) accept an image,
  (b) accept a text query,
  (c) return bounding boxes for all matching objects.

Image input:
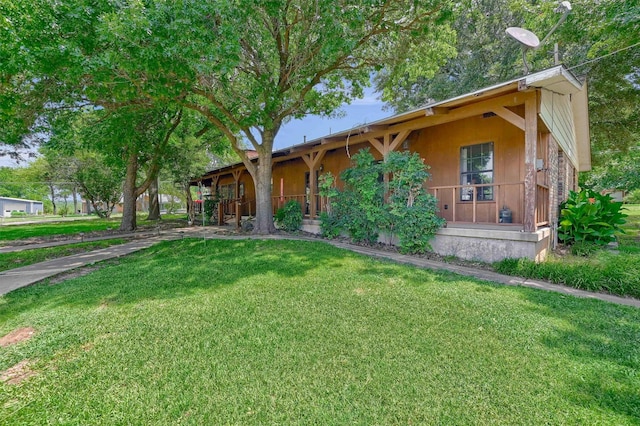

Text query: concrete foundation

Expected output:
[302,219,551,263]
[430,226,551,263]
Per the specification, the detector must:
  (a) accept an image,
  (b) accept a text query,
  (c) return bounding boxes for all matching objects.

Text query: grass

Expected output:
[0,215,188,243]
[495,204,640,298]
[0,218,123,243]
[1,239,639,424]
[0,239,127,272]
[619,204,640,254]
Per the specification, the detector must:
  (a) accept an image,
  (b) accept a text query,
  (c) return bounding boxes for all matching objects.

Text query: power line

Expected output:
[567,41,640,71]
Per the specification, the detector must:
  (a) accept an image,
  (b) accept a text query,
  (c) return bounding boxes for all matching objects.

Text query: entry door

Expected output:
[304,171,320,215]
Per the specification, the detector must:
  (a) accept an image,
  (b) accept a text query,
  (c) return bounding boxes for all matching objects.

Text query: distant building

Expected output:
[0,197,44,217]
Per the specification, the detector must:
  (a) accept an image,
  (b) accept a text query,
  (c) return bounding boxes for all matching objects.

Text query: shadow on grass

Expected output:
[0,239,369,321]
[523,290,640,420]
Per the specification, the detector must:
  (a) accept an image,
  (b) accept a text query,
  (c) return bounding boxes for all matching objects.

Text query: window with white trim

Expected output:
[460,142,494,201]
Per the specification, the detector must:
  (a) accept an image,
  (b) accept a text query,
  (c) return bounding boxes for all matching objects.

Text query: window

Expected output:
[219,184,235,200]
[460,142,494,201]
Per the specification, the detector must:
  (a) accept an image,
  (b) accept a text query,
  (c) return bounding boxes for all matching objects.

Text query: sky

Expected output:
[273,87,389,151]
[0,88,390,168]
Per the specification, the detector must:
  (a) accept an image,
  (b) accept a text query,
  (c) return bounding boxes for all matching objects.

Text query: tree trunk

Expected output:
[72,187,78,214]
[146,176,161,220]
[120,151,138,231]
[49,184,57,215]
[184,183,195,224]
[253,147,276,234]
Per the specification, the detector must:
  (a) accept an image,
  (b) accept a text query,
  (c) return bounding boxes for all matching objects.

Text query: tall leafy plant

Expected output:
[336,149,385,244]
[321,149,445,252]
[558,189,627,246]
[384,151,446,254]
[318,173,342,239]
[275,200,303,233]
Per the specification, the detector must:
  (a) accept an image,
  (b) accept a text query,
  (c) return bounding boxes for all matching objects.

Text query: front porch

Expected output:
[299,218,552,263]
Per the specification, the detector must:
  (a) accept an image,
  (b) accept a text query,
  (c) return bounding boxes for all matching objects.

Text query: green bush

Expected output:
[275,200,303,232]
[319,211,342,239]
[10,210,27,217]
[384,151,446,254]
[558,189,627,246]
[624,189,640,204]
[336,149,384,244]
[319,149,445,251]
[569,241,600,257]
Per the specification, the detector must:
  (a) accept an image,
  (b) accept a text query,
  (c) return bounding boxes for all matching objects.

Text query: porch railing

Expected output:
[429,182,525,225]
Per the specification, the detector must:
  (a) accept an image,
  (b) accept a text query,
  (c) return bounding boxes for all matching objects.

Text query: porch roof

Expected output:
[194,65,590,181]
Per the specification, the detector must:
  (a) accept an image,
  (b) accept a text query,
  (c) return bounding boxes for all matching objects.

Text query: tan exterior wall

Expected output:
[414,111,525,224]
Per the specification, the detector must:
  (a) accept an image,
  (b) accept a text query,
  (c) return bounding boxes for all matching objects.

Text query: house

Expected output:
[0,197,44,217]
[192,65,590,262]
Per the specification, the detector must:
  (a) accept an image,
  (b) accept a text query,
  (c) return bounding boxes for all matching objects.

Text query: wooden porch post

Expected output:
[548,134,559,241]
[301,150,326,219]
[232,170,242,199]
[524,92,538,232]
[368,131,411,201]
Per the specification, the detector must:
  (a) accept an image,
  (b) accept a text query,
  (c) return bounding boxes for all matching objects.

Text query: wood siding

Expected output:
[540,89,579,170]
[415,112,525,224]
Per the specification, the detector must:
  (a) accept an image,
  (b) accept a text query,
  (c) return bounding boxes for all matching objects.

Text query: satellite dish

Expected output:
[505,27,540,49]
[504,1,572,74]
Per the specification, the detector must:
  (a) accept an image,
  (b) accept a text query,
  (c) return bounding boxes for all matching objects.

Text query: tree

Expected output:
[92,0,456,233]
[71,151,123,218]
[375,0,639,192]
[161,113,236,224]
[375,0,528,110]
[5,1,458,233]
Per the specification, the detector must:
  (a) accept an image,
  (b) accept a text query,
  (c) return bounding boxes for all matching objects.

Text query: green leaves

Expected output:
[275,200,303,232]
[558,189,627,246]
[321,149,445,252]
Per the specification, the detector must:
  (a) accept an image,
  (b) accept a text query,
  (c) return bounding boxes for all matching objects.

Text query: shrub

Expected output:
[558,189,627,246]
[320,149,445,250]
[318,173,343,239]
[569,241,600,257]
[624,189,640,204]
[384,151,446,254]
[275,200,303,232]
[336,149,384,244]
[319,211,342,239]
[10,210,27,218]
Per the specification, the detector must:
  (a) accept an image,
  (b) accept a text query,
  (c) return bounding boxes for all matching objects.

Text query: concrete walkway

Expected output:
[1,227,639,308]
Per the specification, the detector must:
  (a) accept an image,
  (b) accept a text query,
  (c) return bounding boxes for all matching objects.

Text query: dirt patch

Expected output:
[0,360,36,385]
[47,265,104,285]
[0,327,36,348]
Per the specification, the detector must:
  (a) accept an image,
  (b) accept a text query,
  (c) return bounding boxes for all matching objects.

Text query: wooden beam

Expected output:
[523,92,538,232]
[301,153,313,169]
[425,107,449,116]
[387,91,530,134]
[267,91,531,169]
[387,130,411,153]
[302,149,327,170]
[368,137,385,155]
[359,124,389,133]
[492,107,525,131]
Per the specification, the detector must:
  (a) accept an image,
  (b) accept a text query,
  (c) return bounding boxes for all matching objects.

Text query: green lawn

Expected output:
[495,204,640,298]
[0,218,123,243]
[0,215,188,243]
[0,239,127,272]
[1,239,639,424]
[619,204,640,254]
